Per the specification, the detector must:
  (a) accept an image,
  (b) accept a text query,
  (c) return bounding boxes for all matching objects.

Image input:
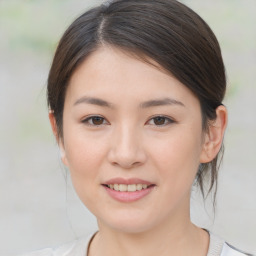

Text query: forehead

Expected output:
[66,46,199,108]
[71,46,168,84]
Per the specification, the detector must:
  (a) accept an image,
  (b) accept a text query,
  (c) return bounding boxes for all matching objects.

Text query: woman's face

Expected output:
[60,46,207,233]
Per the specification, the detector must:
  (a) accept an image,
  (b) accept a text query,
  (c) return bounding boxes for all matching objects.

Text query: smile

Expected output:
[105,184,149,192]
[102,178,156,202]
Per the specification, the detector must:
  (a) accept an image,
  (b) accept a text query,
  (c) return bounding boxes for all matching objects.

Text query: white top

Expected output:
[19,232,252,256]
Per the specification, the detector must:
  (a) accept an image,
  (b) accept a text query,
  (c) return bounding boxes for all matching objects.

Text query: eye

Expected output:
[147,116,175,126]
[82,115,108,126]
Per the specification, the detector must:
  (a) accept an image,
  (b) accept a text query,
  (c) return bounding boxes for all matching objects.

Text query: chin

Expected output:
[97,210,157,234]
[106,221,153,234]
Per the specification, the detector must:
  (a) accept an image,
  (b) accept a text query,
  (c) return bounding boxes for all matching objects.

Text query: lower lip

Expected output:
[103,185,155,202]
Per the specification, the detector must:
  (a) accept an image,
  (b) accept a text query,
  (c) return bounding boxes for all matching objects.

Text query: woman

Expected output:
[21,0,252,255]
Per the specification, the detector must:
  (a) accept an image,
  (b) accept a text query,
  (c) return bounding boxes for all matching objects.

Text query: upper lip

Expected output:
[103,177,154,185]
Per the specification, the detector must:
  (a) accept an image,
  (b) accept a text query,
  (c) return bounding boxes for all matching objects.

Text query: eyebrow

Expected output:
[140,98,185,108]
[73,96,185,108]
[74,96,114,108]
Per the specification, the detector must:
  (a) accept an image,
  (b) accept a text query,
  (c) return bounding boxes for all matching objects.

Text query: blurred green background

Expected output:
[0,0,255,255]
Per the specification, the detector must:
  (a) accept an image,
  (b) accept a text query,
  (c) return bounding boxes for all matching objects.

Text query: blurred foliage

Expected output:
[0,0,91,57]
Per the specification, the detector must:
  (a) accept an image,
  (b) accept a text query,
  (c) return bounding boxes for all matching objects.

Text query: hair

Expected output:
[47,0,226,202]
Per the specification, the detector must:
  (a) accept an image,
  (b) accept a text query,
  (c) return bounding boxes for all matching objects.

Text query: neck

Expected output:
[89,212,209,256]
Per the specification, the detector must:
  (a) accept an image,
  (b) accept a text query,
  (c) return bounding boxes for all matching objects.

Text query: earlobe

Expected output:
[200,105,228,163]
[59,146,69,167]
[48,111,69,167]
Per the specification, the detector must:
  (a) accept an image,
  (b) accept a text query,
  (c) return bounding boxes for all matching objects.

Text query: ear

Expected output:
[200,105,228,163]
[49,111,69,167]
[49,111,58,139]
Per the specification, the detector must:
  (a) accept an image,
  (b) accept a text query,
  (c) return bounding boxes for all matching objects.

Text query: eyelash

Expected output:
[81,115,175,127]
[81,115,109,126]
[146,115,175,126]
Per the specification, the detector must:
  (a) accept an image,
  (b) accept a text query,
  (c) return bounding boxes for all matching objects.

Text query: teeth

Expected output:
[114,184,119,191]
[107,184,149,191]
[119,184,127,192]
[136,184,142,190]
[128,184,136,192]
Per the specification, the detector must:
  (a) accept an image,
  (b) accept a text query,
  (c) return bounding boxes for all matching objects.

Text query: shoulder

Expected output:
[208,232,253,256]
[221,243,254,256]
[17,233,96,256]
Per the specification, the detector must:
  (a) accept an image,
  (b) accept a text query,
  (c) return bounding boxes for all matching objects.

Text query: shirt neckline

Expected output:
[82,231,225,256]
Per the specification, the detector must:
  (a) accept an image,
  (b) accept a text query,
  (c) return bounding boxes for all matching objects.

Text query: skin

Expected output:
[49,46,227,256]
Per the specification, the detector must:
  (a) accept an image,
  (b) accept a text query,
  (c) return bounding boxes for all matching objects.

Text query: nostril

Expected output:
[116,161,142,169]
[107,142,147,169]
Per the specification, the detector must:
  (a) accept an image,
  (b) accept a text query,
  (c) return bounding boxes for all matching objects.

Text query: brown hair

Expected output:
[47,0,226,201]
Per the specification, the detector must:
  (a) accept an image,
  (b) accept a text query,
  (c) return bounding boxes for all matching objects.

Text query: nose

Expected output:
[107,125,147,169]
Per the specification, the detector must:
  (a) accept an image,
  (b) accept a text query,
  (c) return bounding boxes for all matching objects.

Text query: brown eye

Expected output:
[153,116,166,125]
[82,116,108,126]
[147,116,174,126]
[91,116,104,125]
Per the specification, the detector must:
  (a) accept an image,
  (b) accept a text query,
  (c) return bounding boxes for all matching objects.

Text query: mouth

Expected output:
[102,183,155,192]
[101,178,156,202]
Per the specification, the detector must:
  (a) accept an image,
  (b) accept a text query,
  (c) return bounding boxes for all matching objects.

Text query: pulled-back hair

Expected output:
[47,0,226,201]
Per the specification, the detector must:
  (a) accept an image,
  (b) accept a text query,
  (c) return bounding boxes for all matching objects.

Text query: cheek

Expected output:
[66,141,98,172]
[63,128,109,191]
[148,133,202,212]
[149,129,202,185]
[63,134,107,211]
